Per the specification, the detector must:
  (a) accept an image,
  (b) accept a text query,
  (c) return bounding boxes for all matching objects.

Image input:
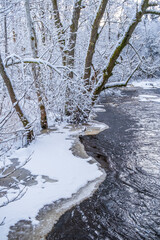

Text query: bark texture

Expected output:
[66,0,82,73]
[25,0,48,129]
[0,54,33,142]
[84,0,108,88]
[51,0,66,65]
[92,0,149,103]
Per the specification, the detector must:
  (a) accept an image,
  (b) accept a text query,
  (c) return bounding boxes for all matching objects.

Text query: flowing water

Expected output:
[47,86,160,240]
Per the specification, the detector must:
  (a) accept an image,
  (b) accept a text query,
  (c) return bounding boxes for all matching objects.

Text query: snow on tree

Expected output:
[0,0,159,137]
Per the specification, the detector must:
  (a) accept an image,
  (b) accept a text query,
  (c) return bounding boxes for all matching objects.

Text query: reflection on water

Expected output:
[47,87,160,240]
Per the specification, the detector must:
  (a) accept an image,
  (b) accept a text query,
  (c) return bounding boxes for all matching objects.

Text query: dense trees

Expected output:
[0,0,160,144]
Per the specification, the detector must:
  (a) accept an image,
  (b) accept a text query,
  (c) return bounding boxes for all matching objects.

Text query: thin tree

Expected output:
[92,0,151,103]
[25,0,48,129]
[51,0,66,65]
[0,53,33,142]
[83,0,108,89]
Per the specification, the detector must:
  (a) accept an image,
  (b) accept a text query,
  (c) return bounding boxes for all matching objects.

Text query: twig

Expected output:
[0,187,28,208]
[103,62,141,90]
[0,153,33,179]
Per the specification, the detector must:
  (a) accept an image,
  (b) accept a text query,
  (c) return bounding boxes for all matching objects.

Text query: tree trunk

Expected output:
[92,0,149,103]
[25,0,48,129]
[66,0,82,77]
[0,54,33,143]
[51,0,66,65]
[64,0,82,117]
[83,0,108,89]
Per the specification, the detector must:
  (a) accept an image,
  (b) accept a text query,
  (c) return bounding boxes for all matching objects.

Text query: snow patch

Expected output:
[139,94,160,103]
[0,126,105,240]
[131,79,160,89]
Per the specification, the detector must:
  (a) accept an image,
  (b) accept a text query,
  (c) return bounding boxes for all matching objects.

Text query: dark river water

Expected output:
[47,86,160,240]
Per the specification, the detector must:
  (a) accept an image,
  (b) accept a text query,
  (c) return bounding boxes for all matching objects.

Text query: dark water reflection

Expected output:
[47,87,160,240]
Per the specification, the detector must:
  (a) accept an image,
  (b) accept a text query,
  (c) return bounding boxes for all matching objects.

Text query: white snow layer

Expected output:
[139,94,160,103]
[131,79,160,89]
[0,126,103,239]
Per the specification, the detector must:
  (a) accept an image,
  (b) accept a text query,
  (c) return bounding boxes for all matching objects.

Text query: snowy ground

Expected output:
[0,123,106,240]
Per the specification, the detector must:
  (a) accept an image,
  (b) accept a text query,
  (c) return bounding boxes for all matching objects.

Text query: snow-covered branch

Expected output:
[5,54,79,76]
[0,187,27,208]
[103,62,141,90]
[92,0,149,101]
[0,6,12,14]
[0,154,32,180]
[5,56,61,75]
[145,10,160,15]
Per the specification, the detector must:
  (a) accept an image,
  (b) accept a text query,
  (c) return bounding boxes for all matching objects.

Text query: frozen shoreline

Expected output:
[0,117,107,240]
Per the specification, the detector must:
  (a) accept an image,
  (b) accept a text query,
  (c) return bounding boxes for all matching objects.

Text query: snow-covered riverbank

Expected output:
[0,122,107,239]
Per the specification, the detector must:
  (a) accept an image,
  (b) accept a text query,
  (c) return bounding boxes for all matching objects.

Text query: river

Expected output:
[47,85,160,240]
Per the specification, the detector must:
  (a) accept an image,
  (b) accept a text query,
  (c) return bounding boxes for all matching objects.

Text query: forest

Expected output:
[0,0,160,239]
[0,0,159,144]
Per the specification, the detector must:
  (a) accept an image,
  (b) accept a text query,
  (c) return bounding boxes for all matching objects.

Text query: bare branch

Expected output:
[0,6,12,14]
[0,153,32,179]
[148,3,159,7]
[5,55,78,76]
[128,43,143,62]
[145,10,160,15]
[0,187,27,208]
[0,53,33,143]
[5,56,61,75]
[92,0,149,102]
[0,217,6,226]
[103,62,141,90]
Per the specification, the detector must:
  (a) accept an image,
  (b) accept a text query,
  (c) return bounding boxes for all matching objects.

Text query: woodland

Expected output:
[0,0,160,235]
[0,0,159,177]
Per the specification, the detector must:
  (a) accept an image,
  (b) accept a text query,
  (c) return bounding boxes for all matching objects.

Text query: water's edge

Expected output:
[32,124,107,239]
[7,116,108,240]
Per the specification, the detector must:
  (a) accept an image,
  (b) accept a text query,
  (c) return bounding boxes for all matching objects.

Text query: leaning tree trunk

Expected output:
[25,0,48,129]
[0,54,33,143]
[92,0,150,103]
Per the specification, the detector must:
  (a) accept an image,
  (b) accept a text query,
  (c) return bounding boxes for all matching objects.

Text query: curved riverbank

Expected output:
[29,123,107,240]
[0,121,107,240]
[47,85,160,240]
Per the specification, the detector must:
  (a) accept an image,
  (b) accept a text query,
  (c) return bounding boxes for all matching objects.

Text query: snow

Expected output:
[84,120,108,136]
[131,79,160,89]
[139,94,160,103]
[131,79,160,102]
[94,104,106,113]
[0,126,104,239]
